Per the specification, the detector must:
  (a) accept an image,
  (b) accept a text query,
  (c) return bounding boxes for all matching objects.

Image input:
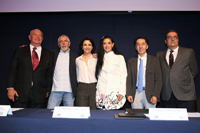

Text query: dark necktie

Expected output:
[169,50,174,68]
[32,47,39,71]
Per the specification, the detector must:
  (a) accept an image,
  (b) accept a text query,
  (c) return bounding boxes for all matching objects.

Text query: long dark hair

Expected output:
[79,37,96,55]
[95,36,121,79]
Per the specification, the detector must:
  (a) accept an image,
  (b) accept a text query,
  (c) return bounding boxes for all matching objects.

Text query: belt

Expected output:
[136,87,145,90]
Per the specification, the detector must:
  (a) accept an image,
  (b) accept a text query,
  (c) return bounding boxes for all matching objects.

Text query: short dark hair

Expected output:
[79,37,96,55]
[134,37,149,47]
[165,29,179,40]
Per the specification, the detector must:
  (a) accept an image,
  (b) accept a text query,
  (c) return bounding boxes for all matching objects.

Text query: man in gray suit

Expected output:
[126,37,162,109]
[157,30,198,112]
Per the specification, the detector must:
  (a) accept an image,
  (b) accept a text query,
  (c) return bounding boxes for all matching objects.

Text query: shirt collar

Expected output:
[104,51,114,58]
[138,53,147,60]
[80,54,93,61]
[30,44,41,49]
[60,48,70,54]
[167,46,179,53]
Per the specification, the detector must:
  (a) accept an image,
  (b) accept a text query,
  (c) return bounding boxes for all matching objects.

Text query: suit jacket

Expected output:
[7,45,54,103]
[51,49,78,97]
[157,47,198,101]
[126,54,162,103]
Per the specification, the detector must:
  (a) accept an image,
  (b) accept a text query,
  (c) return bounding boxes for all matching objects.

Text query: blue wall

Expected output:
[0,12,199,106]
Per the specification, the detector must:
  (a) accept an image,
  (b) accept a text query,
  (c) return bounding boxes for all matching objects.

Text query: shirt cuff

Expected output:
[7,87,14,90]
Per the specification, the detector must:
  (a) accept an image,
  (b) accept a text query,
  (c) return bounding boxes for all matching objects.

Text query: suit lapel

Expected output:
[146,54,150,75]
[69,50,72,74]
[53,50,60,68]
[134,57,138,80]
[163,49,170,69]
[34,47,43,71]
[146,54,153,81]
[172,47,182,69]
[26,45,33,71]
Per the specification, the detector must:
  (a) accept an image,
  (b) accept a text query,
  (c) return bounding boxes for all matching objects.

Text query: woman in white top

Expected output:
[76,37,97,110]
[95,36,127,110]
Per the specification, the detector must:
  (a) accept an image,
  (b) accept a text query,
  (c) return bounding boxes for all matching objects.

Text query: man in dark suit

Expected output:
[157,30,198,112]
[7,29,54,108]
[47,35,78,109]
[126,37,162,109]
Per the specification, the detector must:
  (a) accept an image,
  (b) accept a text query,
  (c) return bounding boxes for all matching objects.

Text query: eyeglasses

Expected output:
[167,36,178,39]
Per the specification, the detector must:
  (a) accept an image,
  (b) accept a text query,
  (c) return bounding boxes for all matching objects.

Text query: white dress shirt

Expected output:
[51,49,72,92]
[76,55,97,83]
[97,51,127,96]
[136,53,147,88]
[166,46,179,65]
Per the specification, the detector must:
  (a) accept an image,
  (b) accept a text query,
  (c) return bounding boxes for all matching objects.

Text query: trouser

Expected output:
[76,82,97,110]
[163,92,197,112]
[14,87,45,108]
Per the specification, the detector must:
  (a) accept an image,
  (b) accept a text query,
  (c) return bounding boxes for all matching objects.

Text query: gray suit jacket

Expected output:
[157,47,198,101]
[126,54,162,103]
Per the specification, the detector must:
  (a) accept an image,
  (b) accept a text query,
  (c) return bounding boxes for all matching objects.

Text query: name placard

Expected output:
[149,108,188,121]
[0,105,13,116]
[52,106,90,119]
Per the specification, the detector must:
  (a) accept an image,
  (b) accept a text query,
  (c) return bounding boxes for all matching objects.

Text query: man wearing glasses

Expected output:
[157,30,198,112]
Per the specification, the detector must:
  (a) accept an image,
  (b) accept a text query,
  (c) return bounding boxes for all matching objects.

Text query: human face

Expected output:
[28,29,43,47]
[82,40,93,54]
[103,38,114,53]
[165,32,179,50]
[58,36,71,52]
[135,39,148,57]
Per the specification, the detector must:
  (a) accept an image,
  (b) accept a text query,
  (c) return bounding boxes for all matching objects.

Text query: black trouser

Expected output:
[163,92,197,112]
[14,87,45,108]
[76,82,97,110]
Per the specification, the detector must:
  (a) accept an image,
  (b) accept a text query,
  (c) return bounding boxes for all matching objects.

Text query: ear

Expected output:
[69,42,71,47]
[112,42,114,48]
[164,39,167,44]
[28,35,31,41]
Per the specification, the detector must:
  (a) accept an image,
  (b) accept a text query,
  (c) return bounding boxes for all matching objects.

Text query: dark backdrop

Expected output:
[0,12,199,107]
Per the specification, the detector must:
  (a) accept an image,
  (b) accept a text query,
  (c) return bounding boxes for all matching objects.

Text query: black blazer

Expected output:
[7,45,54,103]
[51,49,78,97]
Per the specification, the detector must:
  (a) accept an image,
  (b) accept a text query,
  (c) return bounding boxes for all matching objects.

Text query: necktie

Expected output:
[169,50,174,68]
[138,58,143,93]
[32,47,39,71]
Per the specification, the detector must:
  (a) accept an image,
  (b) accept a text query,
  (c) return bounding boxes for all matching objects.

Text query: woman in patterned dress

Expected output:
[95,36,127,110]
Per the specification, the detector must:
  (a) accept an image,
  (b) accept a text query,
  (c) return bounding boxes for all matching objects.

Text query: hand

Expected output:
[92,53,97,59]
[7,89,18,102]
[150,96,157,105]
[118,94,124,101]
[127,96,133,103]
[19,45,27,47]
[46,93,49,98]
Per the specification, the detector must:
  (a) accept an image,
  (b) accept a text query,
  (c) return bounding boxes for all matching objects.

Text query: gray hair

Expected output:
[58,35,70,43]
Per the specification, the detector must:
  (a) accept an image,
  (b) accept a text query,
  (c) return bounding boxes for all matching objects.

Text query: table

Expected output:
[1,109,200,133]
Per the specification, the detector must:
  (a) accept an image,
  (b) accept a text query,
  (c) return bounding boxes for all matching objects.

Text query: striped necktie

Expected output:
[32,47,39,70]
[169,50,174,68]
